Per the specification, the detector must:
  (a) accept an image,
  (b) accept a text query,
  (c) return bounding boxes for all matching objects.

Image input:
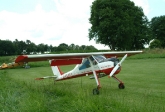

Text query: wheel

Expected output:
[118,83,125,89]
[93,88,99,95]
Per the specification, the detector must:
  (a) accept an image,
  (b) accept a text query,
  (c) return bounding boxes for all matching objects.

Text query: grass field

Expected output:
[0,50,165,112]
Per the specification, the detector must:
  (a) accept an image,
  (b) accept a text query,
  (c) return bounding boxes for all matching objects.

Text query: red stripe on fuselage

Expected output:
[56,67,121,81]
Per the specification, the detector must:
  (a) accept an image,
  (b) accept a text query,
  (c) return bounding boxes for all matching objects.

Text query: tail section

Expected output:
[51,66,64,77]
[35,60,64,80]
[35,76,57,80]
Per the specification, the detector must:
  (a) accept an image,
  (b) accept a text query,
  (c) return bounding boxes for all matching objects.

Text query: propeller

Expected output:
[109,54,127,78]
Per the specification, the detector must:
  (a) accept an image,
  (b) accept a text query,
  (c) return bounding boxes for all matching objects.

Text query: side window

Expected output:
[79,56,98,70]
[79,59,90,70]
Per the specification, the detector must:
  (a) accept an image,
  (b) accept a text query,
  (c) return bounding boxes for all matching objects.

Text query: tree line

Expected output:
[0,39,98,56]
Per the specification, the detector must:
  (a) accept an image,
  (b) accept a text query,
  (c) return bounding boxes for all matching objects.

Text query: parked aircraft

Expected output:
[14,51,142,94]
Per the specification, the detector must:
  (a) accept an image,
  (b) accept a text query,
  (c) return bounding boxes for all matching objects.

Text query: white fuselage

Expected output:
[56,61,116,81]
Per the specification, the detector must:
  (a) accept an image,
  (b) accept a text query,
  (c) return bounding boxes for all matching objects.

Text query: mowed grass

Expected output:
[0,58,165,112]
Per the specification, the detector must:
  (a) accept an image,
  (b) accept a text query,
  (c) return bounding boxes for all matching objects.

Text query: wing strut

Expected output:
[88,56,100,95]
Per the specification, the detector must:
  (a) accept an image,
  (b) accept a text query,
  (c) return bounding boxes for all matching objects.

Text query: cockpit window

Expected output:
[79,55,107,70]
[93,55,106,63]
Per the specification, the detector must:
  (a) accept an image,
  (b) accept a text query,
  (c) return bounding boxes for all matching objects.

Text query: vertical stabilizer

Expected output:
[51,66,64,77]
[49,60,63,77]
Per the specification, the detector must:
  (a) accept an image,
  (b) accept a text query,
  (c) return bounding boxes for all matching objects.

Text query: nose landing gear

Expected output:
[118,83,125,89]
[112,75,125,89]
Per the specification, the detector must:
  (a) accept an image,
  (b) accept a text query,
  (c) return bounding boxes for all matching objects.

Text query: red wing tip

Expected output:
[35,78,44,80]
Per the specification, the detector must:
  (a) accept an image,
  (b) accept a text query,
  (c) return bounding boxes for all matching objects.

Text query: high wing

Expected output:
[15,51,142,65]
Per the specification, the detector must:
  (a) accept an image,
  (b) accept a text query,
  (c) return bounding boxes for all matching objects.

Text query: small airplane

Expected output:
[15,51,142,95]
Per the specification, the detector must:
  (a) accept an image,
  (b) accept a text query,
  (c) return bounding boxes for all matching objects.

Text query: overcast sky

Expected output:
[0,0,165,50]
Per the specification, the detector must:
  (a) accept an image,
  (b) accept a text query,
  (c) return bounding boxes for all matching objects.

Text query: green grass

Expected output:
[0,55,17,63]
[128,48,165,59]
[0,58,165,112]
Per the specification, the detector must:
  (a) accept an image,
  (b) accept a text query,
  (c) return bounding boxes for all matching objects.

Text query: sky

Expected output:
[0,0,165,50]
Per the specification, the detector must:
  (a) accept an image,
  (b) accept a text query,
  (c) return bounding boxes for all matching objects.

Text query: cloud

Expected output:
[131,0,150,16]
[0,1,109,49]
[0,6,64,41]
[0,0,151,50]
[1,0,150,50]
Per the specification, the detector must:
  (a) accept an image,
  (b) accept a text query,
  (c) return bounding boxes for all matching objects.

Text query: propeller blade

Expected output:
[119,54,127,65]
[109,54,127,77]
[109,63,120,77]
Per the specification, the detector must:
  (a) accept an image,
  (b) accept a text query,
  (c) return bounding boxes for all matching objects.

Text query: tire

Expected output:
[93,88,99,95]
[118,83,125,89]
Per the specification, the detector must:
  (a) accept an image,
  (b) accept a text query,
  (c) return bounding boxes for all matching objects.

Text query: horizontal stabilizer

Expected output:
[35,76,57,80]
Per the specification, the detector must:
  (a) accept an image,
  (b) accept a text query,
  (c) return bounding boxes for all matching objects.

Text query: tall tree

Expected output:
[13,40,27,54]
[89,0,150,50]
[18,41,27,54]
[37,43,45,53]
[57,43,69,52]
[0,40,15,55]
[149,39,161,49]
[86,45,98,51]
[150,15,165,48]
[69,43,76,50]
[26,42,37,54]
[26,39,31,45]
[49,45,53,52]
[80,45,86,51]
[13,39,20,54]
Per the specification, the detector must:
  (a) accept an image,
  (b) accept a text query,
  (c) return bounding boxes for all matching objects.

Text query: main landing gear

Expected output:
[93,86,100,95]
[92,83,125,95]
[92,75,125,95]
[93,88,99,95]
